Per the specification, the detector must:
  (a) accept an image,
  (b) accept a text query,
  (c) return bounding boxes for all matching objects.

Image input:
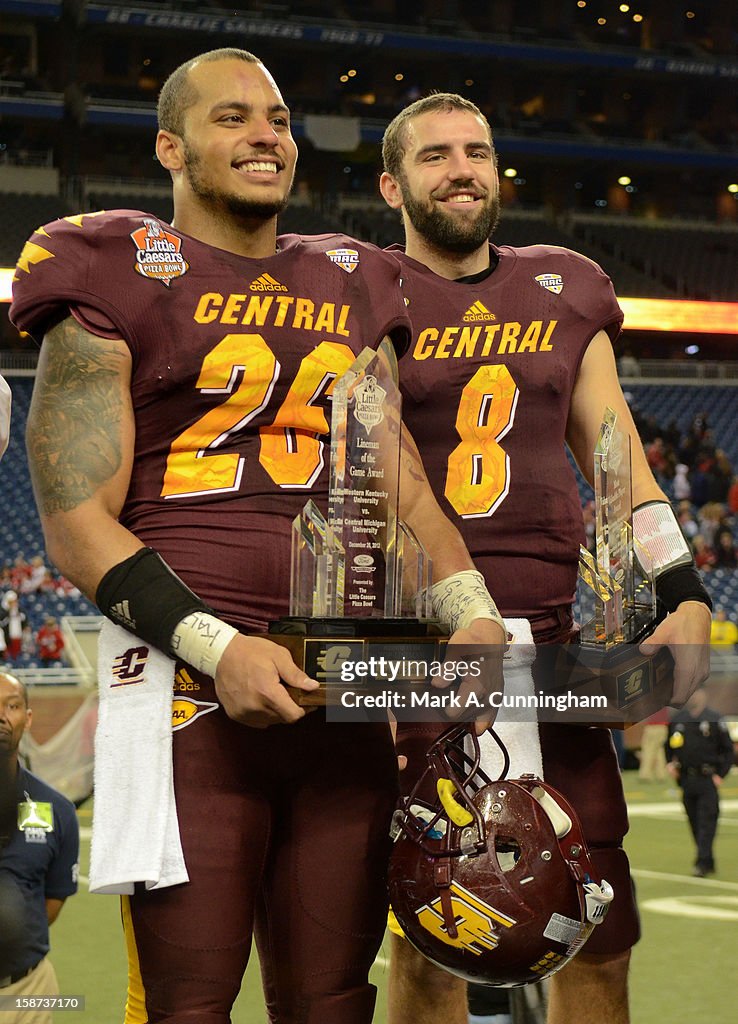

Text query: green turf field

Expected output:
[49,768,738,1023]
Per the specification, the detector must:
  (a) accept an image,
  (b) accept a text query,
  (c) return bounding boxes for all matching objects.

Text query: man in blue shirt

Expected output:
[0,671,79,1022]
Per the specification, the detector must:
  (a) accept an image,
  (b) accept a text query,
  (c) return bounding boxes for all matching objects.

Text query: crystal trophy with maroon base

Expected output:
[558,408,674,725]
[268,347,447,706]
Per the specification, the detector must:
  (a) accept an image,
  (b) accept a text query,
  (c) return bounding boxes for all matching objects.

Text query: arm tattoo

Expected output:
[26,318,127,514]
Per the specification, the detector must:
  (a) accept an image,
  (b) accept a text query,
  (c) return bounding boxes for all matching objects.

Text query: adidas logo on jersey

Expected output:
[110,600,136,631]
[463,301,496,322]
[250,273,288,292]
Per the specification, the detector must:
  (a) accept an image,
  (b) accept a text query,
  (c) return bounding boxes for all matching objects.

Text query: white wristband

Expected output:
[430,570,504,633]
[170,611,239,678]
[632,500,692,577]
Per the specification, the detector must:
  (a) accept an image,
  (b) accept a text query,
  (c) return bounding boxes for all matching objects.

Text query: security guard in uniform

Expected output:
[667,686,734,876]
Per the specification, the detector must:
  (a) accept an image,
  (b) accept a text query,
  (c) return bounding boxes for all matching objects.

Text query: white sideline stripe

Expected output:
[641,895,738,921]
[632,868,738,891]
[628,798,738,817]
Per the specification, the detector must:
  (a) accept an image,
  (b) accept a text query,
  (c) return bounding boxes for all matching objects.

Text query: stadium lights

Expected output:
[1,270,736,334]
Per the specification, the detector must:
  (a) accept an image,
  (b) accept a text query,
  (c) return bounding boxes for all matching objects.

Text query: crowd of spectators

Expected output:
[0,556,80,668]
[579,399,738,642]
[627,404,738,572]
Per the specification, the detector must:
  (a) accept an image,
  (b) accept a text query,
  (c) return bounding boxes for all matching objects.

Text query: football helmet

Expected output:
[389,724,614,987]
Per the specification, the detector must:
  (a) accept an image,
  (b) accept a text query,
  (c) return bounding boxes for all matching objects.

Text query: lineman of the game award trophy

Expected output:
[268,347,447,709]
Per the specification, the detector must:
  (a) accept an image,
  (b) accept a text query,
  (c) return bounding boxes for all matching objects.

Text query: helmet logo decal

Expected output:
[416,881,516,955]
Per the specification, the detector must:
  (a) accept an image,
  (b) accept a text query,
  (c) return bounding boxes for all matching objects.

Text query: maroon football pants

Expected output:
[124,696,398,1024]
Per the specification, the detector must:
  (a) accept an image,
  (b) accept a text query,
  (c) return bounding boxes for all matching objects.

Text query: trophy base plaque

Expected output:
[555,641,674,727]
[269,617,447,706]
[539,610,675,726]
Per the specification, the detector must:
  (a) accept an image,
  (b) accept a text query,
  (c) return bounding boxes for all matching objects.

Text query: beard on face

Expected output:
[400,177,500,253]
[183,139,291,221]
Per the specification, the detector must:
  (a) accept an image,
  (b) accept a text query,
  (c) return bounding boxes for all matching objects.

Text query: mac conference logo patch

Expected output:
[534,273,563,294]
[326,248,359,273]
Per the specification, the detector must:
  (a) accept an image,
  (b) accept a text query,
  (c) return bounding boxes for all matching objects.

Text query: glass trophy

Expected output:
[562,408,674,724]
[268,347,444,706]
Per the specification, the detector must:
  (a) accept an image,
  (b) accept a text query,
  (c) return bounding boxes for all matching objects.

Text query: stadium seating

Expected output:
[2,192,70,265]
[571,217,738,302]
[625,384,738,467]
[1,378,96,668]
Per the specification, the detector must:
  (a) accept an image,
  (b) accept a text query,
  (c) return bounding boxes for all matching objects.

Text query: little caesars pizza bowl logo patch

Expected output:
[131,218,189,286]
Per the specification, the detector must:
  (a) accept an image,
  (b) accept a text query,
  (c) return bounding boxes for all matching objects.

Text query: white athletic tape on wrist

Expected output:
[170,611,239,678]
[632,500,692,577]
[430,570,504,633]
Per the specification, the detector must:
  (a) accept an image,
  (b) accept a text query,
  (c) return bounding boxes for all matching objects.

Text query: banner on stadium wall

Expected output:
[81,5,738,79]
[3,2,736,79]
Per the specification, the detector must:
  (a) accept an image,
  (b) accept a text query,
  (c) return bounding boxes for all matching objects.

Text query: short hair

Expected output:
[0,672,28,707]
[382,92,495,179]
[157,48,261,137]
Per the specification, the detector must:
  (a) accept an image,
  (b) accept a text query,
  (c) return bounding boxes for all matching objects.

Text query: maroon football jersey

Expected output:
[12,211,410,629]
[390,243,623,622]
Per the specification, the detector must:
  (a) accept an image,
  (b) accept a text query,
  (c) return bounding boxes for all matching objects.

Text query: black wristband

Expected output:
[655,563,713,615]
[96,547,214,654]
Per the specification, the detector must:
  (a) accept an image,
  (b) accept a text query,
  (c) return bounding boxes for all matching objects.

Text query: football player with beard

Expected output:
[379,93,712,1024]
[11,56,506,1024]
